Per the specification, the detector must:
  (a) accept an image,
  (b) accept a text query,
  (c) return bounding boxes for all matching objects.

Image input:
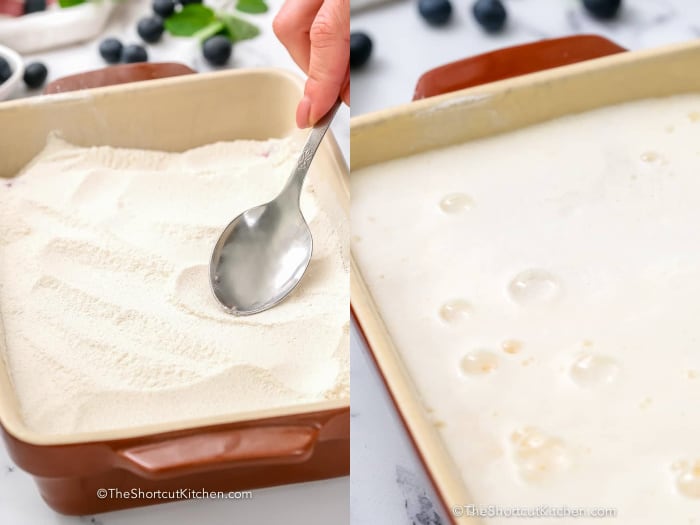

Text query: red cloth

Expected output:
[0,0,55,17]
[0,0,25,17]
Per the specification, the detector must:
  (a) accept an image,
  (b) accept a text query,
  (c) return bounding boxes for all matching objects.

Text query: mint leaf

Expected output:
[58,0,87,7]
[219,13,260,42]
[193,20,226,43]
[164,4,217,37]
[236,0,268,14]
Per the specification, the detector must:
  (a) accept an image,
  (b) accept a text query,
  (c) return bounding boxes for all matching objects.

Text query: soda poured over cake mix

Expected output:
[352,95,700,523]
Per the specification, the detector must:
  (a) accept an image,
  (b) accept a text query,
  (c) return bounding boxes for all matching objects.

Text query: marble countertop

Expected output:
[0,1,348,524]
[349,0,700,524]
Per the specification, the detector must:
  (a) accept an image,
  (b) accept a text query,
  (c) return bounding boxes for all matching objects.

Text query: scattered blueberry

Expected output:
[0,57,11,84]
[350,32,372,69]
[472,0,507,32]
[137,16,164,44]
[122,44,148,63]
[24,0,46,14]
[23,62,47,89]
[99,38,123,64]
[418,0,452,26]
[152,0,175,18]
[202,35,232,66]
[582,0,622,19]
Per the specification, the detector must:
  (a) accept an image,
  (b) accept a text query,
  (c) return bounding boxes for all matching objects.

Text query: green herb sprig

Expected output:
[164,2,264,43]
[57,0,268,46]
[236,0,268,14]
[57,0,89,7]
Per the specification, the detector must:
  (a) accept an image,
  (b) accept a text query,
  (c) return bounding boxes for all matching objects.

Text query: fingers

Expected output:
[273,0,324,73]
[298,0,350,127]
[297,68,350,128]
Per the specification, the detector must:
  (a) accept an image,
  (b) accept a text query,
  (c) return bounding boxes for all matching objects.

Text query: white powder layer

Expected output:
[0,136,349,435]
[352,95,700,524]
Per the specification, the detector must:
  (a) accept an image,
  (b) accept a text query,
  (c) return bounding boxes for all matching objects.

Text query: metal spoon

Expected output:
[209,100,341,315]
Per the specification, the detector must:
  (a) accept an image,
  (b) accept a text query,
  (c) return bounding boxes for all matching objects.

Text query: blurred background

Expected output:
[351,0,700,114]
[0,0,349,159]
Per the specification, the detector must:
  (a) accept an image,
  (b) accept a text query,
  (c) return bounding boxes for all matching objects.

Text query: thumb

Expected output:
[297,0,349,128]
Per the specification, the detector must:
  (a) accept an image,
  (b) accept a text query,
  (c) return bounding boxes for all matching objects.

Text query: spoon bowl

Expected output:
[210,200,313,315]
[209,100,341,315]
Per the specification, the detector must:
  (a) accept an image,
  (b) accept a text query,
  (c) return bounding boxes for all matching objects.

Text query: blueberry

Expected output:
[0,57,12,84]
[137,16,164,43]
[99,38,123,64]
[122,44,148,63]
[24,0,46,14]
[583,0,621,19]
[418,0,452,26]
[179,0,202,4]
[350,32,372,69]
[152,0,175,17]
[472,0,507,32]
[202,35,232,66]
[23,62,47,89]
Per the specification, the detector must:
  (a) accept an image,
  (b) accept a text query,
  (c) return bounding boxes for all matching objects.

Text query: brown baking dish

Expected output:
[0,67,350,515]
[43,63,196,94]
[413,34,626,100]
[350,35,700,524]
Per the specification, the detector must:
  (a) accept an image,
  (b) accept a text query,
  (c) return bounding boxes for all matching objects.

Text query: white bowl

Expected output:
[0,2,114,54]
[0,44,23,102]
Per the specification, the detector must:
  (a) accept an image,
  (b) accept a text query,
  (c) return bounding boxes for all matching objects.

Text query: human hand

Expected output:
[273,0,350,128]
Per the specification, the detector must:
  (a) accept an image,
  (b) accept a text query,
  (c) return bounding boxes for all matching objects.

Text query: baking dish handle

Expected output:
[413,34,626,100]
[43,62,196,95]
[116,425,319,479]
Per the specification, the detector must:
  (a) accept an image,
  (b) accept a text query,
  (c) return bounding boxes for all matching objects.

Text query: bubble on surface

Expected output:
[501,340,522,354]
[510,427,572,483]
[508,269,560,306]
[641,151,660,163]
[570,354,620,387]
[439,193,474,214]
[439,299,472,323]
[673,461,700,499]
[460,351,499,376]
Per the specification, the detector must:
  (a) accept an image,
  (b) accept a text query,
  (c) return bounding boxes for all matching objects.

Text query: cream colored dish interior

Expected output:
[350,41,700,523]
[353,94,700,524]
[0,69,350,445]
[1,135,349,436]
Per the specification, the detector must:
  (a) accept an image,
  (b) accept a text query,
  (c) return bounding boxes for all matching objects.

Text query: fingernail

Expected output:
[296,96,311,128]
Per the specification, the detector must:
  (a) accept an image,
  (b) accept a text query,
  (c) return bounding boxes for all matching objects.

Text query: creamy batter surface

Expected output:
[0,136,349,435]
[352,95,700,524]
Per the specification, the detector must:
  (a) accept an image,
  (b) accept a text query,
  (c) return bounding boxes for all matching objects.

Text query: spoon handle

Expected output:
[282,99,342,203]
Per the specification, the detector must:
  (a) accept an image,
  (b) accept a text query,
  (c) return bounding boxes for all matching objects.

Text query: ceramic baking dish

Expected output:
[350,35,700,524]
[0,67,350,515]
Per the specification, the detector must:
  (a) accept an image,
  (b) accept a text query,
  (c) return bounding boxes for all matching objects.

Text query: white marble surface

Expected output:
[0,1,348,524]
[349,1,700,524]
